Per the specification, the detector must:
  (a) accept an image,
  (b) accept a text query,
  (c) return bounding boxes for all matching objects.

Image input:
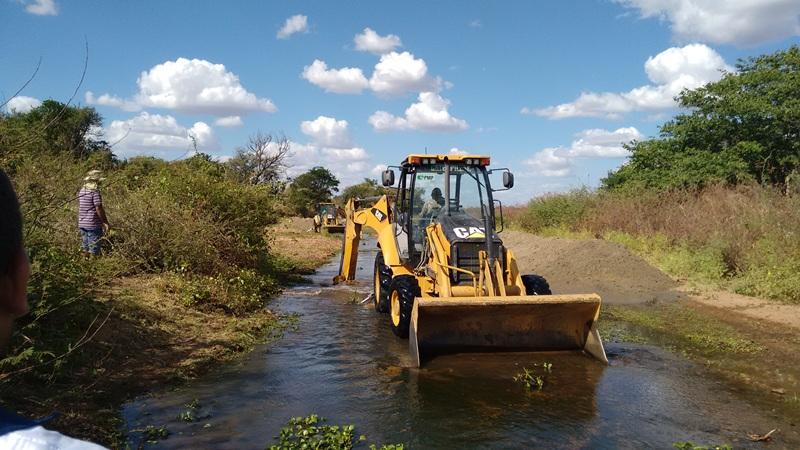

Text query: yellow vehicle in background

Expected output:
[314,202,345,233]
[334,153,607,367]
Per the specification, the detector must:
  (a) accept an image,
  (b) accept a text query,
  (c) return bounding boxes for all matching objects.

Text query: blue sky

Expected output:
[2,0,799,202]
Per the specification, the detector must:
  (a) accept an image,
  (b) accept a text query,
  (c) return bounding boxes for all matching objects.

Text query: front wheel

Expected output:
[389,275,420,338]
[521,274,552,295]
[373,251,392,313]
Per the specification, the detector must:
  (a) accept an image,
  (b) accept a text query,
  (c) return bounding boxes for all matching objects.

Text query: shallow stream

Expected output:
[124,239,796,449]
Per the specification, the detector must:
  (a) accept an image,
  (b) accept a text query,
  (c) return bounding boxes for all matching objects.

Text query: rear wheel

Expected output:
[521,274,552,295]
[373,251,392,313]
[389,275,420,338]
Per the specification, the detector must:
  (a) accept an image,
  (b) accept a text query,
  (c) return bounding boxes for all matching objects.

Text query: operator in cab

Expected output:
[420,187,445,220]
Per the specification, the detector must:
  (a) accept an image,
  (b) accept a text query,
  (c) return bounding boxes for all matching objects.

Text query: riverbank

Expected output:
[0,217,340,447]
[504,230,800,427]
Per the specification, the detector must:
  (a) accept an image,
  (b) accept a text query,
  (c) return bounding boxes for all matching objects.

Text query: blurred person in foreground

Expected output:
[0,169,106,449]
[77,170,110,256]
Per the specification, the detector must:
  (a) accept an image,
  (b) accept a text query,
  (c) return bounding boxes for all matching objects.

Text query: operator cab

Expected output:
[383,154,513,269]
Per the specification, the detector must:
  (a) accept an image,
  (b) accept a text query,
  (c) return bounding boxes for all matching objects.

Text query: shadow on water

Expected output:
[124,238,798,449]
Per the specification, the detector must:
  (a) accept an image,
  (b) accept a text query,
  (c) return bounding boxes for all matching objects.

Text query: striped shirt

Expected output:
[77,188,103,229]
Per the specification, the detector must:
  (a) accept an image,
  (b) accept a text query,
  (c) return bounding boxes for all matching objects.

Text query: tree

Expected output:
[337,178,392,202]
[603,45,800,191]
[285,167,340,216]
[1,100,109,168]
[227,132,290,187]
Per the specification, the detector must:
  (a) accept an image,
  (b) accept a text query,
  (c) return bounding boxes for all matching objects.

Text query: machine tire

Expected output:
[521,274,552,295]
[373,251,392,313]
[389,275,420,338]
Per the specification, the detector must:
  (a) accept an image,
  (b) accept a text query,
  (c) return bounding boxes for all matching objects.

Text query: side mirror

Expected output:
[382,169,395,187]
[503,171,514,189]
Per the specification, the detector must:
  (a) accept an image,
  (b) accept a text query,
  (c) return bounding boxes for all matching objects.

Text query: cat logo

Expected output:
[453,227,486,239]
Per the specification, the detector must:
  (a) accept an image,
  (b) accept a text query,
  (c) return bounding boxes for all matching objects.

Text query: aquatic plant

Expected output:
[267,414,404,450]
[672,441,732,450]
[140,425,170,443]
[514,362,553,391]
[514,367,544,391]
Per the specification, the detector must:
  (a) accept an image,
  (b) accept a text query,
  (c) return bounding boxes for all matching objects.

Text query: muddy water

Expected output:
[124,239,797,449]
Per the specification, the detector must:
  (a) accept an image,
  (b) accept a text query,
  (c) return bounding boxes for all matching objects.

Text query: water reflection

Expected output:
[123,238,798,449]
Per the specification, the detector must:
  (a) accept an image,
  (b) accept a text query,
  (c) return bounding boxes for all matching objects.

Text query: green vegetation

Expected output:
[602,303,763,356]
[672,442,732,450]
[140,425,170,444]
[337,178,393,202]
[284,166,340,216]
[513,362,552,392]
[513,185,800,303]
[0,100,340,444]
[513,45,800,304]
[178,398,201,422]
[268,415,403,450]
[605,45,799,191]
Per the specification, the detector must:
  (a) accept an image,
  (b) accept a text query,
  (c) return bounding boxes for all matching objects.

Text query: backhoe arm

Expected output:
[333,195,399,284]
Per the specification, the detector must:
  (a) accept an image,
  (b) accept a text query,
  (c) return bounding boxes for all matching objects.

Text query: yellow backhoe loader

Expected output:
[333,154,607,367]
[316,202,345,233]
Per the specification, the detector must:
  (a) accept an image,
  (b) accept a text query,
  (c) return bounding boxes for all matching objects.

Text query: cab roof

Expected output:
[402,154,490,166]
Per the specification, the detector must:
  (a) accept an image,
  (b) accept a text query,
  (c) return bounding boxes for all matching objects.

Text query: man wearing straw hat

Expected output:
[77,170,110,256]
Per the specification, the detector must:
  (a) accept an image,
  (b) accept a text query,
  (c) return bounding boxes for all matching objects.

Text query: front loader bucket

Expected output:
[409,294,607,367]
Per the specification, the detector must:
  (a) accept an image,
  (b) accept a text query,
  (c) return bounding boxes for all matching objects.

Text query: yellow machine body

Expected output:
[334,154,607,367]
[318,202,345,233]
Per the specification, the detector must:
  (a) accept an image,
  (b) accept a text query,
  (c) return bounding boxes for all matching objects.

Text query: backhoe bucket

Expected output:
[409,294,607,367]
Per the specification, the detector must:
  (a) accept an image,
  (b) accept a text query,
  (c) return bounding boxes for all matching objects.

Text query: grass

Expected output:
[600,300,800,425]
[510,184,800,304]
[602,303,764,356]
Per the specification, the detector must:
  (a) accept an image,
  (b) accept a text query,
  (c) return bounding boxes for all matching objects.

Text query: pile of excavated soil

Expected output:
[502,231,682,304]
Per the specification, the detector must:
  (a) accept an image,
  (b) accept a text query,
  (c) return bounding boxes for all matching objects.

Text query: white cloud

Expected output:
[525,148,573,177]
[214,116,243,127]
[616,0,800,46]
[469,20,483,28]
[301,60,369,94]
[368,111,408,132]
[567,127,643,157]
[524,127,642,177]
[370,164,388,176]
[369,92,468,132]
[449,147,468,155]
[300,116,352,148]
[302,51,448,98]
[277,14,308,39]
[528,44,730,119]
[320,147,368,160]
[85,91,141,112]
[23,0,57,16]
[284,141,372,187]
[105,112,218,157]
[278,117,376,187]
[87,58,276,117]
[369,51,440,96]
[3,96,41,113]
[354,28,402,54]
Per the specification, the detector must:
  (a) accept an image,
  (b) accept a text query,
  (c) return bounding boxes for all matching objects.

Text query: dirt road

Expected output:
[503,230,800,330]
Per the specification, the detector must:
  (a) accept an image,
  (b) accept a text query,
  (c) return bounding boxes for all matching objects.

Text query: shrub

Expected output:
[514,184,800,303]
[515,188,595,232]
